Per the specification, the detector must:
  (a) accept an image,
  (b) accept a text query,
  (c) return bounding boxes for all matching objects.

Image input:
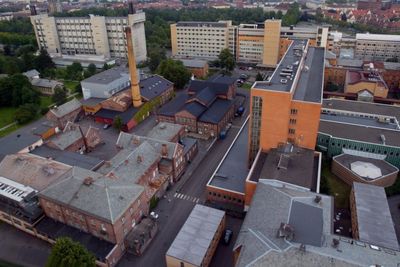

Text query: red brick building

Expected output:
[46,98,82,130]
[157,75,236,139]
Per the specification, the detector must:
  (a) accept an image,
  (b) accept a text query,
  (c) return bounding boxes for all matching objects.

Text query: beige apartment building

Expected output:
[171,19,331,65]
[355,33,400,61]
[30,11,147,62]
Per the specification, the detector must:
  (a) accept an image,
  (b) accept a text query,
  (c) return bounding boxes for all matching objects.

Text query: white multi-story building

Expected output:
[171,20,331,64]
[30,11,147,63]
[355,33,400,61]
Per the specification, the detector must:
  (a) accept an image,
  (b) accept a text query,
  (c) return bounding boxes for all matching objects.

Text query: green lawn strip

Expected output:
[63,80,79,94]
[0,259,23,267]
[321,163,351,209]
[241,83,252,90]
[40,95,53,108]
[0,107,17,128]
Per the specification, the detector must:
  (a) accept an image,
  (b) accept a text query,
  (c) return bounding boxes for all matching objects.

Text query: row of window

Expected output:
[208,191,243,203]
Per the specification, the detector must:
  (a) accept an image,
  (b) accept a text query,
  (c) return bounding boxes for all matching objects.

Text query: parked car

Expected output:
[103,124,111,130]
[235,106,245,117]
[240,74,248,80]
[223,229,233,245]
[150,211,159,219]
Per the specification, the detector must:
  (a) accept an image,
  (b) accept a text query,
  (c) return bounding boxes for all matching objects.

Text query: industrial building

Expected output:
[171,19,331,65]
[233,180,400,267]
[207,39,325,212]
[355,33,400,62]
[157,75,236,139]
[332,153,399,187]
[350,182,399,251]
[166,204,225,267]
[46,98,82,130]
[30,5,147,64]
[317,98,400,168]
[344,69,389,99]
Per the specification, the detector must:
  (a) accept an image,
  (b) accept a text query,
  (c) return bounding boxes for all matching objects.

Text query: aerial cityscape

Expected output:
[0,0,400,266]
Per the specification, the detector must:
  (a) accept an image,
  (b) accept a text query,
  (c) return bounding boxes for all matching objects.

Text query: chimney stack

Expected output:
[128,2,136,15]
[30,5,37,16]
[125,27,142,108]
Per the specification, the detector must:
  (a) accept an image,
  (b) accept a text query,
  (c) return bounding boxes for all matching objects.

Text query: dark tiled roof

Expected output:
[36,217,115,261]
[95,106,139,124]
[30,146,104,171]
[157,94,189,117]
[184,102,206,118]
[187,80,231,96]
[191,87,216,107]
[199,99,234,124]
[140,75,173,101]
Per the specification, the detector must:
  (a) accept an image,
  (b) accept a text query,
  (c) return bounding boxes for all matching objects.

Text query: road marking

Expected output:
[173,193,199,203]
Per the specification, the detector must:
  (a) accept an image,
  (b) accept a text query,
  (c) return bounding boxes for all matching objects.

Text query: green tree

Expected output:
[35,49,55,72]
[46,237,95,267]
[66,62,83,80]
[218,48,235,72]
[52,87,67,106]
[14,103,38,124]
[156,59,191,89]
[255,72,263,81]
[74,83,82,94]
[102,63,109,71]
[113,115,123,130]
[87,63,97,76]
[148,45,166,72]
[9,74,40,107]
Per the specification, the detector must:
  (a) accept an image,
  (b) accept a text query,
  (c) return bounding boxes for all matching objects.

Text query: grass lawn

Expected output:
[241,83,253,90]
[40,95,53,108]
[321,161,351,209]
[63,80,79,94]
[0,107,17,128]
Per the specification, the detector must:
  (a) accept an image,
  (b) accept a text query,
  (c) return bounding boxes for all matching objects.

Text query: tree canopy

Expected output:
[218,48,235,72]
[46,237,96,267]
[52,87,68,106]
[0,74,39,107]
[156,59,191,89]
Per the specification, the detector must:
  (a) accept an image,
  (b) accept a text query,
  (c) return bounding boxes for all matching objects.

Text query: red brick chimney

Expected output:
[125,27,142,108]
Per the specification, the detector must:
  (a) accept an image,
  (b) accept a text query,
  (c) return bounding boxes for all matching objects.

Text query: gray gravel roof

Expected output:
[166,204,225,266]
[352,182,399,251]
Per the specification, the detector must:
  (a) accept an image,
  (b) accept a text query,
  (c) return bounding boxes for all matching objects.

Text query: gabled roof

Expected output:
[189,86,216,107]
[116,132,179,160]
[39,166,144,223]
[41,141,162,223]
[49,98,82,118]
[23,69,40,79]
[139,75,173,101]
[182,101,207,118]
[157,94,189,117]
[31,78,63,90]
[47,122,82,150]
[187,80,231,96]
[95,106,139,124]
[199,99,234,124]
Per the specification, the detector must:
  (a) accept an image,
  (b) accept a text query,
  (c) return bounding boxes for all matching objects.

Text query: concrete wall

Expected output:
[262,20,281,67]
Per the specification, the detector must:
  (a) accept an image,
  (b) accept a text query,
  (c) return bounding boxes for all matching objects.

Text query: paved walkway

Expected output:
[0,122,17,132]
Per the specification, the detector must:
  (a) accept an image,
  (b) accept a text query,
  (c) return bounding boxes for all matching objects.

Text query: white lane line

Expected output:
[174,192,178,197]
[196,199,200,203]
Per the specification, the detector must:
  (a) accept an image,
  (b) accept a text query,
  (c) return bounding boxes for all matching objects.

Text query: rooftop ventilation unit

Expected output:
[380,134,386,145]
[277,223,295,241]
[314,195,322,204]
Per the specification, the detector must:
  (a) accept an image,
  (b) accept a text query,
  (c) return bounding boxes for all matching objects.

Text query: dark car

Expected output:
[223,229,233,245]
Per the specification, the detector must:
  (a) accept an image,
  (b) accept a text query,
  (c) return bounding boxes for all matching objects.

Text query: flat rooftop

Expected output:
[253,40,324,103]
[319,120,400,147]
[234,180,400,267]
[334,154,398,179]
[352,182,399,251]
[81,66,129,85]
[166,204,225,266]
[253,39,304,92]
[323,99,400,121]
[208,118,249,194]
[356,33,400,42]
[147,122,183,142]
[320,113,399,130]
[250,144,318,191]
[293,46,324,103]
[176,21,228,27]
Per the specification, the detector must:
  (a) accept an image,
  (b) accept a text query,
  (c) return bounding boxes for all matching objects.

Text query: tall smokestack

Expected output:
[128,2,135,15]
[30,5,37,15]
[125,26,142,108]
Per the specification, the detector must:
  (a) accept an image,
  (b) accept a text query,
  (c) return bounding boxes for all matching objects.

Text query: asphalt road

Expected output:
[118,89,249,267]
[0,88,249,267]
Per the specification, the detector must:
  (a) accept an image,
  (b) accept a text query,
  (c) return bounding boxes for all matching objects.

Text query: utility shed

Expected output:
[350,182,399,251]
[166,204,225,267]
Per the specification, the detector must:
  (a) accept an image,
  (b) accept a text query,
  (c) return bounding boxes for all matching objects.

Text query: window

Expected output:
[289,118,296,125]
[288,128,295,134]
[290,109,298,115]
[121,217,125,224]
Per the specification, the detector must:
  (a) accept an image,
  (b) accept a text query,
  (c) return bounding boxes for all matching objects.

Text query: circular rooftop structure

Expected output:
[350,161,382,179]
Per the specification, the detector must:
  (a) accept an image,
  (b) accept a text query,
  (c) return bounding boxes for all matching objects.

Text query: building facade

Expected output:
[355,33,400,61]
[171,19,331,65]
[30,12,147,62]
